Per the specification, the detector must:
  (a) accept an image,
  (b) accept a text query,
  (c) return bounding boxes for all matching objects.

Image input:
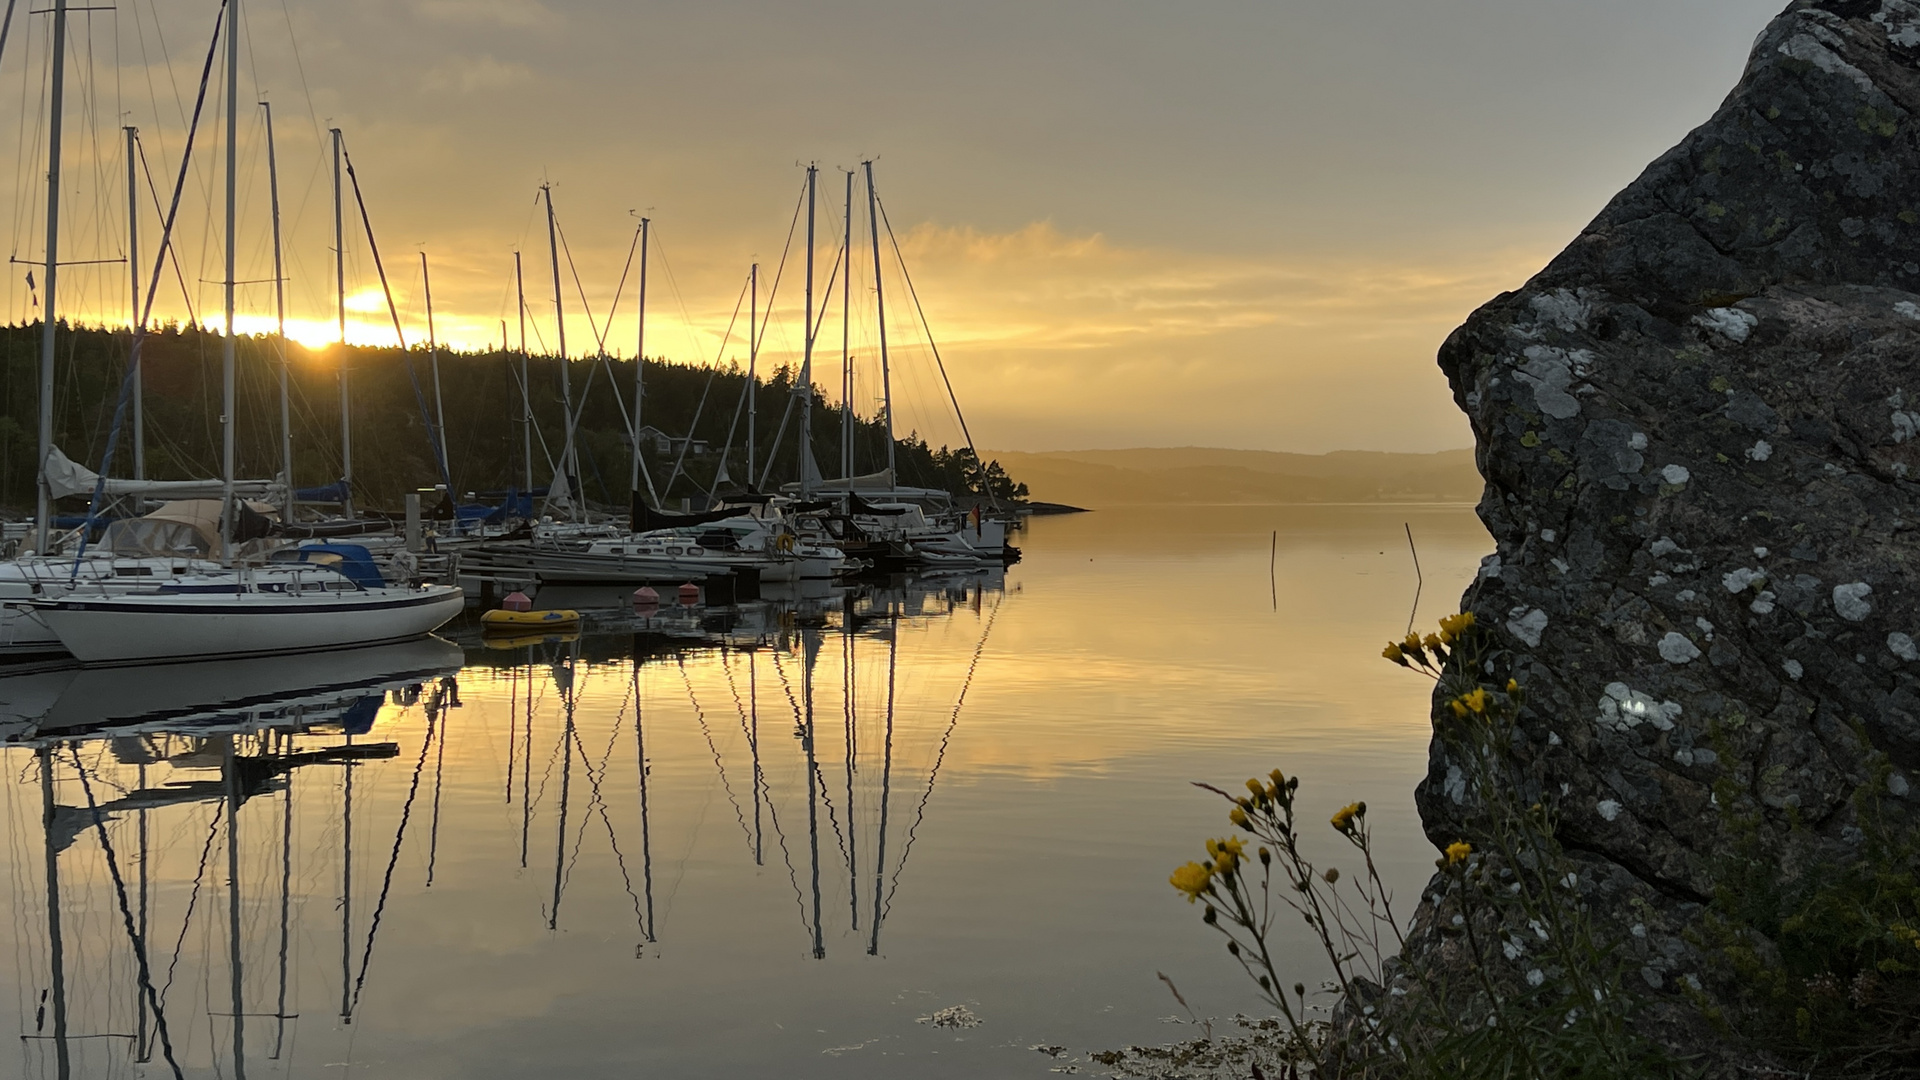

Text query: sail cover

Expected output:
[630,492,749,533]
[44,446,280,501]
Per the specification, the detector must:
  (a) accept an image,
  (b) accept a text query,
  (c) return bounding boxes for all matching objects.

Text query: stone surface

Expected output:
[1414,0,1920,1050]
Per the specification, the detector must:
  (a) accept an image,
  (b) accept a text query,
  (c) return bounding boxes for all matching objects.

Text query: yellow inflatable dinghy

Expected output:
[480,608,581,631]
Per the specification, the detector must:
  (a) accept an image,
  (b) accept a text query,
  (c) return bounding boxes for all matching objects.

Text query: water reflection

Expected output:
[0,507,1492,1079]
[0,570,1005,1078]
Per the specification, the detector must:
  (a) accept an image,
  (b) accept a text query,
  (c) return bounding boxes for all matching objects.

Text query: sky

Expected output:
[0,0,1788,454]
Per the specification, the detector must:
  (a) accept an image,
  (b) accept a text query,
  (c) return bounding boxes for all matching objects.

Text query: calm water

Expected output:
[0,505,1489,1079]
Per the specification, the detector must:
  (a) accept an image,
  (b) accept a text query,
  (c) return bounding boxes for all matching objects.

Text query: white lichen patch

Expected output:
[1478,553,1502,581]
[1873,2,1920,47]
[1649,537,1684,558]
[1444,764,1467,805]
[1777,30,1879,98]
[1516,347,1583,420]
[1897,300,1920,321]
[1833,582,1874,622]
[1597,799,1623,822]
[1529,288,1591,332]
[1893,411,1920,444]
[1891,632,1920,662]
[1746,439,1772,461]
[1597,683,1682,731]
[1751,590,1777,615]
[1506,607,1549,648]
[1658,632,1702,664]
[1630,431,1649,451]
[918,1006,982,1029]
[1695,617,1715,640]
[1694,307,1758,342]
[1723,567,1765,593]
[1784,658,1804,680]
[1660,464,1691,486]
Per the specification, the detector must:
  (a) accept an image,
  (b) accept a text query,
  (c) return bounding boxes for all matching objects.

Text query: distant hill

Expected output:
[989,447,1482,508]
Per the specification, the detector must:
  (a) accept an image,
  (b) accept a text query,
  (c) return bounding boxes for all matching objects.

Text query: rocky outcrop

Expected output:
[1417,0,1920,1048]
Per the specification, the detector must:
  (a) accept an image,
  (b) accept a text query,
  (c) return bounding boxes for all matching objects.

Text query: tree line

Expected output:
[0,321,1027,515]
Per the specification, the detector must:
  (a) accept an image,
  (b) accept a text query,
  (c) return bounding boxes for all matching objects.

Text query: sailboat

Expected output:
[19,0,462,666]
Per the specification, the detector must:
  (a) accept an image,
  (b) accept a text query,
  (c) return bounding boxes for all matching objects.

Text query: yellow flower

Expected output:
[1422,633,1443,651]
[1330,802,1365,832]
[1207,836,1246,874]
[1229,807,1250,829]
[1448,688,1491,718]
[1383,642,1407,666]
[1438,612,1476,638]
[1506,678,1521,696]
[1170,862,1213,901]
[1446,841,1472,865]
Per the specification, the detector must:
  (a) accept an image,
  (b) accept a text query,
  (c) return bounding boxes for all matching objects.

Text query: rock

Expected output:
[1412,0,1920,1063]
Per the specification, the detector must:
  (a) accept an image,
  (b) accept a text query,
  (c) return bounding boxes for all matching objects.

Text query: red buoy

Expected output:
[632,586,659,610]
[677,582,700,606]
[502,590,532,612]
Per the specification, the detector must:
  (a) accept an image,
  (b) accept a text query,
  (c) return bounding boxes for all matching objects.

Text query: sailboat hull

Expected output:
[33,586,465,665]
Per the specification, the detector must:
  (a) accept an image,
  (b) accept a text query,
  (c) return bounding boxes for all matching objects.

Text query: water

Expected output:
[0,504,1490,1078]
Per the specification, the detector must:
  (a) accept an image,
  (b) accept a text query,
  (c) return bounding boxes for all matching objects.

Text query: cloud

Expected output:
[420,55,535,95]
[791,219,1548,453]
[411,0,556,29]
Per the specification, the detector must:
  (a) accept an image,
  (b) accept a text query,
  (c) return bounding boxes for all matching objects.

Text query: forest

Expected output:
[0,321,1027,515]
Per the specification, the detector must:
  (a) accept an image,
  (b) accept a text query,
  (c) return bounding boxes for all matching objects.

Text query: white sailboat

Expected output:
[24,0,462,667]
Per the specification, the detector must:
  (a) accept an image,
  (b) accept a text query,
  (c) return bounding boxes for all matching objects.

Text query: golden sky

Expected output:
[1,0,1785,452]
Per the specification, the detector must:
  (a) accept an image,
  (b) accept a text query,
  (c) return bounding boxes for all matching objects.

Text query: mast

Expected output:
[272,767,291,1059]
[136,759,150,1061]
[863,161,896,481]
[747,263,757,486]
[629,217,649,498]
[331,128,353,519]
[842,170,853,481]
[519,644,532,867]
[264,102,292,518]
[749,650,762,865]
[126,125,144,482]
[220,0,240,560]
[39,748,70,1078]
[35,0,70,553]
[803,631,824,958]
[340,743,353,1023]
[634,665,656,943]
[800,165,817,497]
[869,599,897,955]
[422,253,449,486]
[550,645,576,929]
[543,184,574,518]
[516,252,531,498]
[223,737,248,1080]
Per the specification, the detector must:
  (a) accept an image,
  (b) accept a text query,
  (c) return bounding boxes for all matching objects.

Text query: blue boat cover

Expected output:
[292,543,386,588]
[296,480,352,503]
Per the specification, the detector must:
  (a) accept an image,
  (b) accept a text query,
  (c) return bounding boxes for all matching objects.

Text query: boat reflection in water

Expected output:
[0,568,1004,1078]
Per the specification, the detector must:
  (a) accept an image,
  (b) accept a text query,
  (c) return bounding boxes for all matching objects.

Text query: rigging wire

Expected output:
[877,188,990,497]
[67,749,187,1080]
